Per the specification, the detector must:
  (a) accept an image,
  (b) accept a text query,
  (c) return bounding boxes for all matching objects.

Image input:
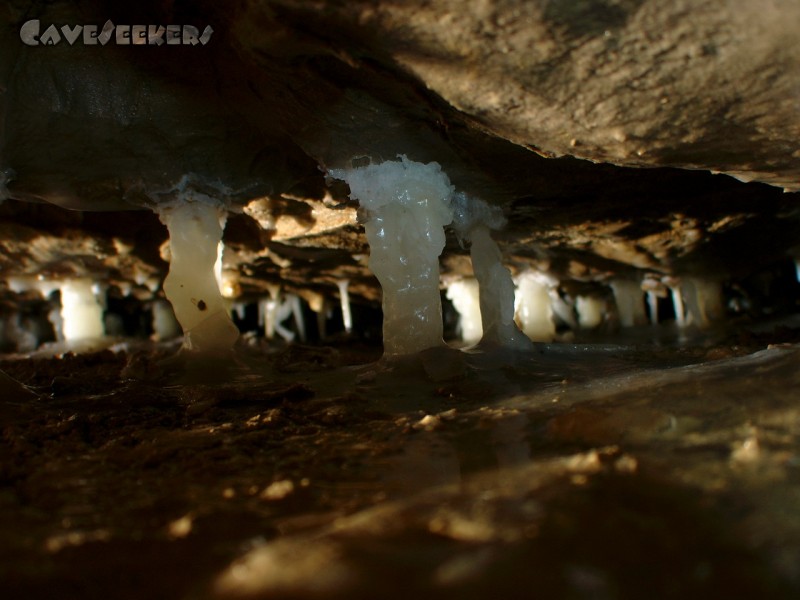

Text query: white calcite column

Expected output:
[515,271,556,342]
[60,278,105,341]
[446,278,482,345]
[575,295,605,329]
[610,279,647,328]
[471,226,533,348]
[682,277,724,328]
[157,198,239,353]
[329,156,453,355]
[336,279,353,334]
[451,193,532,349]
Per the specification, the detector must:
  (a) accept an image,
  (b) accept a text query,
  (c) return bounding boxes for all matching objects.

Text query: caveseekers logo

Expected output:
[20,19,213,46]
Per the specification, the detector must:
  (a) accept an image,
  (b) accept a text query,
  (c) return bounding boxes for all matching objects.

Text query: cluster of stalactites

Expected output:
[615,275,725,329]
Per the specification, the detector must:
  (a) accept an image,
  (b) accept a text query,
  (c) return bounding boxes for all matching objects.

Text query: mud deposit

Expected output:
[2,331,800,599]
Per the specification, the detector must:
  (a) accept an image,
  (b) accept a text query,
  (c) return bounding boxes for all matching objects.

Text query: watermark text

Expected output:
[20,19,213,46]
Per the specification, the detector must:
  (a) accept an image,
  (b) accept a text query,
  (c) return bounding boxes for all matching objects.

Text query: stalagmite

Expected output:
[515,271,556,342]
[451,193,533,349]
[329,156,453,356]
[575,296,605,329]
[610,279,648,328]
[156,196,239,354]
[336,279,353,334]
[445,278,482,345]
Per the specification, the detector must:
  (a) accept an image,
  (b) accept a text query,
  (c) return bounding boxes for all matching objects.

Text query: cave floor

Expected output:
[2,326,800,599]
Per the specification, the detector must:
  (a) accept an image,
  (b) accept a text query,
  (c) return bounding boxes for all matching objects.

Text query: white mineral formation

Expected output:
[157,197,239,353]
[610,279,648,328]
[445,278,482,345]
[575,295,605,329]
[300,290,329,340]
[259,288,305,342]
[451,193,533,349]
[151,299,181,341]
[329,156,453,355]
[642,276,668,325]
[663,277,687,327]
[681,277,724,328]
[5,276,105,345]
[515,271,556,342]
[336,279,353,334]
[59,279,105,341]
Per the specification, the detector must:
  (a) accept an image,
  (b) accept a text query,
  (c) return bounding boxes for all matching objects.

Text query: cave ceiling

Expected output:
[1,0,799,302]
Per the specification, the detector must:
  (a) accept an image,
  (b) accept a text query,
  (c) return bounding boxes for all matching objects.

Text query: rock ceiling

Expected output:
[1,0,799,304]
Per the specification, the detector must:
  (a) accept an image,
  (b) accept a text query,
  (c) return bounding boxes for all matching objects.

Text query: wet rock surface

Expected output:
[2,336,800,598]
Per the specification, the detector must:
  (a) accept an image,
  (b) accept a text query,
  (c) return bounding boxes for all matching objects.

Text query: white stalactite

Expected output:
[336,279,353,334]
[671,286,687,327]
[646,291,659,325]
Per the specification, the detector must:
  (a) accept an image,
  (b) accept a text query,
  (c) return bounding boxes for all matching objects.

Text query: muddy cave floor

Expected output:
[3,320,800,599]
